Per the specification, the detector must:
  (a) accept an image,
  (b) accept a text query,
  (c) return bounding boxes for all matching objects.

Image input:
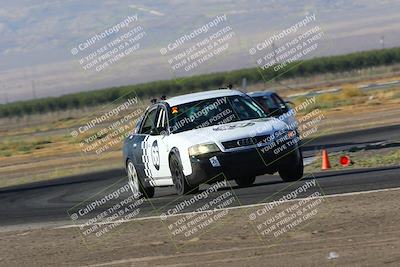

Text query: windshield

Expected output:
[169,95,266,133]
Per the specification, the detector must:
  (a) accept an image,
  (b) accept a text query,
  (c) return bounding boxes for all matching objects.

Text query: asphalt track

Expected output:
[0,124,399,228]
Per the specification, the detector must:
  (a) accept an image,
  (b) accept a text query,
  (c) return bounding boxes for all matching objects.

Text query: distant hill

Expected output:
[0,0,400,103]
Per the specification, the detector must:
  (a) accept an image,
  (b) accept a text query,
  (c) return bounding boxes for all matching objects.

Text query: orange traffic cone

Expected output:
[321,149,331,170]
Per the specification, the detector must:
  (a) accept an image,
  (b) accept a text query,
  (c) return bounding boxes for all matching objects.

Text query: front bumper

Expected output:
[186,140,300,186]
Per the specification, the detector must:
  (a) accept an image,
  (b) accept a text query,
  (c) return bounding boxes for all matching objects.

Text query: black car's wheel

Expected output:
[278,148,304,182]
[234,176,256,187]
[169,154,198,195]
[127,159,155,198]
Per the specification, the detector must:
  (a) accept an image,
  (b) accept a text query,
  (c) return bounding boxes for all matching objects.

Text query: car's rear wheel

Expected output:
[278,148,304,182]
[234,176,256,187]
[169,154,198,195]
[127,160,155,198]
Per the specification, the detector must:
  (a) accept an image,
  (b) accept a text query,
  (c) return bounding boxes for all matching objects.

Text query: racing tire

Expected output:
[127,159,155,198]
[278,148,304,182]
[169,154,199,195]
[235,176,256,187]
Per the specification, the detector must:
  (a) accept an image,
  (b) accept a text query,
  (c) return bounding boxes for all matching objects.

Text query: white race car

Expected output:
[123,89,303,197]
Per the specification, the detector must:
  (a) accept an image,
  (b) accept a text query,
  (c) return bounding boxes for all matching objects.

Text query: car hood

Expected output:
[172,118,288,147]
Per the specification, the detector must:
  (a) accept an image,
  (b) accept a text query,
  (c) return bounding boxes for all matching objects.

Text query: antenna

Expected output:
[380,36,385,49]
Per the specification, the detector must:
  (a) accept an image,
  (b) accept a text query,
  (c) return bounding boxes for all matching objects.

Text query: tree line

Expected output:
[1,47,400,118]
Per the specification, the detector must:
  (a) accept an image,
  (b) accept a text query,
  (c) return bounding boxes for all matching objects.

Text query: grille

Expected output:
[222,134,271,149]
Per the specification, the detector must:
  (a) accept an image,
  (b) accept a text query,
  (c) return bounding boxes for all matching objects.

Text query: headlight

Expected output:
[188,143,220,156]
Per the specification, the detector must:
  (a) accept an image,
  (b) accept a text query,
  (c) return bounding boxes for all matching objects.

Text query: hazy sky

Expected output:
[1,0,400,103]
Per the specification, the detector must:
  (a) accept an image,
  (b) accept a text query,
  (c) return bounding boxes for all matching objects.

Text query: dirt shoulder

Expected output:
[0,188,399,266]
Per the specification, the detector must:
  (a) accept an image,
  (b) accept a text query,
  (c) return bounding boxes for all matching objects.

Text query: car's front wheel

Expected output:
[169,154,198,195]
[278,148,304,182]
[234,176,256,187]
[127,159,155,198]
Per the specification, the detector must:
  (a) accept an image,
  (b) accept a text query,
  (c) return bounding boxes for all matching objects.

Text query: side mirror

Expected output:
[285,101,295,107]
[279,104,289,113]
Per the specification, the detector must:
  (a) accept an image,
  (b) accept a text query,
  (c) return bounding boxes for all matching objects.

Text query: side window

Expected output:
[272,93,287,109]
[162,109,168,128]
[263,96,279,109]
[256,94,287,117]
[139,108,158,134]
[153,107,169,135]
[134,115,144,133]
[156,108,163,128]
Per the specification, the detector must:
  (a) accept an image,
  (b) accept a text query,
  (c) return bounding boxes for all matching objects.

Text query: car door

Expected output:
[143,105,171,181]
[129,106,159,185]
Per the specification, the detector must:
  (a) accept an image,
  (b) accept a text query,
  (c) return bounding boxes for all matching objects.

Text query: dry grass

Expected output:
[305,146,400,173]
